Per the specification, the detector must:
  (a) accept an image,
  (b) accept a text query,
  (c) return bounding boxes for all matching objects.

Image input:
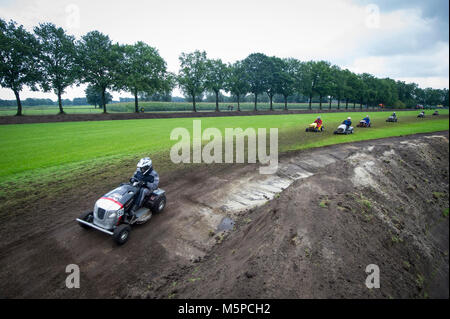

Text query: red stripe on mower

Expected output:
[100,197,124,208]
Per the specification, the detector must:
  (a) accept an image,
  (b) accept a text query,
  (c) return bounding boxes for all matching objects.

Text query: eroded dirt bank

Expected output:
[139,133,449,299]
[0,132,448,298]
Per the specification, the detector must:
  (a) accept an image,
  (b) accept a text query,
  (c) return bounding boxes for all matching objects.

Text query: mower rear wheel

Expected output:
[113,225,131,245]
[151,194,166,214]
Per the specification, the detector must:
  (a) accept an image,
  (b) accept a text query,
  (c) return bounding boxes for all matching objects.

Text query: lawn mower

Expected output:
[386,115,398,122]
[357,120,371,128]
[334,124,354,135]
[417,112,425,119]
[433,111,439,116]
[76,181,166,245]
[305,122,324,132]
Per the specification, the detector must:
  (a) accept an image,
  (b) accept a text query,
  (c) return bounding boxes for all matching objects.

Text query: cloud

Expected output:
[0,0,448,100]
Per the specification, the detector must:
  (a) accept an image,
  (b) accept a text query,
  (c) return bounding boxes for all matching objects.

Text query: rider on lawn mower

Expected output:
[314,116,323,129]
[343,117,352,129]
[363,115,370,125]
[130,157,159,217]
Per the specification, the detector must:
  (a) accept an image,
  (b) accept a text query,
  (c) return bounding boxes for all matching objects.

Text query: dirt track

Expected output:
[0,108,415,125]
[0,132,448,298]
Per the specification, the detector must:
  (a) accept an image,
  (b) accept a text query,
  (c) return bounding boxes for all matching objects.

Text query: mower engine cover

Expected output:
[93,184,137,230]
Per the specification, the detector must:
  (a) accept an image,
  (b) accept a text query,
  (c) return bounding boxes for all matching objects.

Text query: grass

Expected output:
[0,110,448,215]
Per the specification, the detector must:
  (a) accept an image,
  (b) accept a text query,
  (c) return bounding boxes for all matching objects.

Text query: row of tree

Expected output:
[177,51,449,112]
[0,19,173,115]
[1,18,448,116]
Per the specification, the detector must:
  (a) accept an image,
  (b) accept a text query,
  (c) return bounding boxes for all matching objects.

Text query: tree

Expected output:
[205,58,228,112]
[177,50,208,112]
[85,84,112,107]
[225,61,249,111]
[242,53,270,111]
[265,56,284,111]
[342,69,357,109]
[0,19,41,116]
[77,31,120,113]
[330,65,347,109]
[118,42,170,113]
[301,61,319,109]
[34,23,79,114]
[277,58,297,110]
[312,61,332,109]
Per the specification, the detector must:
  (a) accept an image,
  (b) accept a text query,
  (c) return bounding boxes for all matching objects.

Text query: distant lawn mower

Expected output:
[433,111,439,116]
[76,181,166,245]
[357,120,371,128]
[417,112,425,119]
[386,115,398,122]
[334,124,354,135]
[305,122,324,132]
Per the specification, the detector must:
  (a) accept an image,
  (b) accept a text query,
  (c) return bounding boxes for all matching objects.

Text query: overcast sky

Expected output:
[0,0,448,100]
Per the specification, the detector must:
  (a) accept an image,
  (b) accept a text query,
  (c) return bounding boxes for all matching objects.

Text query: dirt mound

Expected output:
[142,133,449,299]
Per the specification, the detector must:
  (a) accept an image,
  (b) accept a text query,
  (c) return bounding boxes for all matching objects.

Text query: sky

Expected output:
[0,0,449,100]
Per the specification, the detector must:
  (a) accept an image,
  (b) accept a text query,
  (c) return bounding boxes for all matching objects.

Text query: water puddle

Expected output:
[217,217,235,231]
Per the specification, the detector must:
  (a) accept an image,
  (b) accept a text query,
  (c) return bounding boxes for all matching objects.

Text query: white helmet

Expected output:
[347,117,351,120]
[137,157,152,175]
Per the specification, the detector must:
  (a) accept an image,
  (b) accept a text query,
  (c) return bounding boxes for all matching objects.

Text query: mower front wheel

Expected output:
[78,211,94,230]
[113,225,131,245]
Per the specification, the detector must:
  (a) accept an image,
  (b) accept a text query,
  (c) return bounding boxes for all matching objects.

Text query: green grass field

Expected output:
[0,110,448,180]
[0,109,447,216]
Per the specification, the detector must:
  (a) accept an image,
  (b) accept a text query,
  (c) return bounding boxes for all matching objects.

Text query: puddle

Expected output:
[217,217,235,231]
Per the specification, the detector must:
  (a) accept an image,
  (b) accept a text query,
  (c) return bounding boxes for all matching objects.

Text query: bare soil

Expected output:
[0,132,448,298]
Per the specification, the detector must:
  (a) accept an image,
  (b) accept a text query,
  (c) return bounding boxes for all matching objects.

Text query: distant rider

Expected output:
[392,112,397,119]
[130,157,159,216]
[343,117,352,129]
[314,116,323,129]
[363,115,370,125]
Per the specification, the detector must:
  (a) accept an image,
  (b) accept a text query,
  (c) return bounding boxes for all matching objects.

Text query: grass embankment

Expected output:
[0,110,448,215]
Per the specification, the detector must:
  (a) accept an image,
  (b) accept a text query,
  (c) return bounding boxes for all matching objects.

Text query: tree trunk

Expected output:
[134,89,139,113]
[215,91,219,112]
[360,101,363,109]
[345,98,349,109]
[319,95,322,109]
[284,95,288,111]
[254,93,258,111]
[14,90,22,116]
[237,94,241,111]
[192,94,197,112]
[353,102,356,109]
[309,94,312,110]
[338,98,341,109]
[329,97,332,109]
[269,94,273,111]
[57,89,64,114]
[102,88,107,113]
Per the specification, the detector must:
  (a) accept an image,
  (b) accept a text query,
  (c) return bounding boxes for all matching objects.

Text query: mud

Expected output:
[0,132,448,298]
